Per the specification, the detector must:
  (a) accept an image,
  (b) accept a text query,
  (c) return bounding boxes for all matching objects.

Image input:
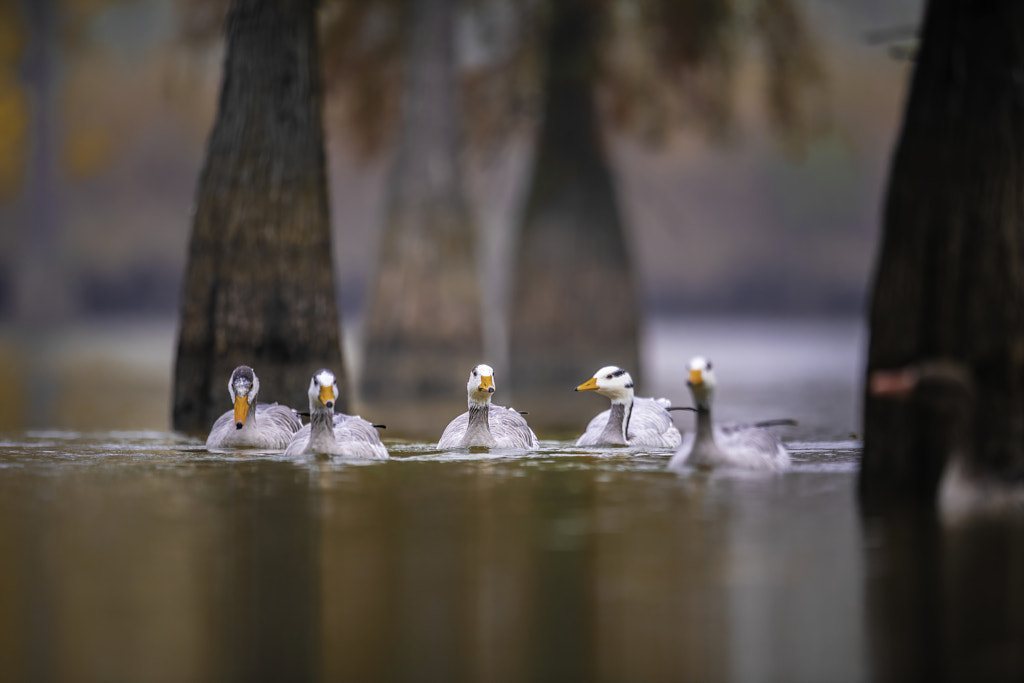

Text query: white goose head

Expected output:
[575,366,635,404]
[686,356,716,410]
[228,366,260,429]
[309,369,339,411]
[467,364,496,408]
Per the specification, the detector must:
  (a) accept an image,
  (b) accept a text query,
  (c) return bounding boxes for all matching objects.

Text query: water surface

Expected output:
[0,432,868,682]
[2,318,1022,682]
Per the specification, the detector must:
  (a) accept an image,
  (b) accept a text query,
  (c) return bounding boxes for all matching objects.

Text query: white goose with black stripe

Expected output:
[574,366,682,448]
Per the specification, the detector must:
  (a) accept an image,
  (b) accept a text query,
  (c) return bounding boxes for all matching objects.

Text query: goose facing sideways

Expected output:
[574,366,682,448]
[206,365,301,450]
[668,357,791,471]
[438,364,540,449]
[285,369,389,459]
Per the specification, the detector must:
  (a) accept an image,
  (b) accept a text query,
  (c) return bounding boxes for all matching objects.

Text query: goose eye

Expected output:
[706,361,713,371]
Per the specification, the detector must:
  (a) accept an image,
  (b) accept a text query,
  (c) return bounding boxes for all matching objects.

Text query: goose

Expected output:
[284,369,389,459]
[668,357,791,471]
[870,360,1024,523]
[206,365,301,450]
[574,366,682,447]
[438,364,539,449]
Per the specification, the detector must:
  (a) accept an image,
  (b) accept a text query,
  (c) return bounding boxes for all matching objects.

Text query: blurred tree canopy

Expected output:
[311,0,827,157]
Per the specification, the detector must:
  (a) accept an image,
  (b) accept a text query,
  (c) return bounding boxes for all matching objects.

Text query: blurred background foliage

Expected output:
[0,0,922,328]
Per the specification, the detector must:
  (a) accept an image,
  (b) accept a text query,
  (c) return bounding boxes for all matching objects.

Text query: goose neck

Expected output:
[695,406,716,445]
[310,406,335,437]
[601,400,632,445]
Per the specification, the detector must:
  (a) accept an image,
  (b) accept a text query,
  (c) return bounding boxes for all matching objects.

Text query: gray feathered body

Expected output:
[438,404,539,449]
[576,397,681,448]
[285,409,389,459]
[206,403,301,450]
[669,412,790,471]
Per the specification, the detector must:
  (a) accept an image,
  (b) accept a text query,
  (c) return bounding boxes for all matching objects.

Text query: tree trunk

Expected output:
[361,0,483,407]
[861,0,1024,504]
[508,0,640,428]
[173,0,345,434]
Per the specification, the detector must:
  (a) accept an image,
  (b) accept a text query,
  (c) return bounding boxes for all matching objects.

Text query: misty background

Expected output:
[0,0,921,431]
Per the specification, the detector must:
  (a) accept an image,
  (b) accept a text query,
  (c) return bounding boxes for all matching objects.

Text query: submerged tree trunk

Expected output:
[361,0,483,406]
[173,0,345,434]
[861,0,1024,505]
[508,0,639,427]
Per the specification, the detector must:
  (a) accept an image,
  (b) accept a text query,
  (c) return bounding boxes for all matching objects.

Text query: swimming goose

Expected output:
[438,364,539,449]
[668,357,791,471]
[574,366,682,447]
[206,365,301,450]
[284,369,389,459]
[870,360,1024,523]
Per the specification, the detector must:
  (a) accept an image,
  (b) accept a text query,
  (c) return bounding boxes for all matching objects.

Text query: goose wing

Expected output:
[332,414,389,459]
[576,410,611,447]
[438,412,470,448]
[252,402,302,449]
[625,397,682,448]
[205,410,237,448]
[715,423,790,470]
[489,405,540,448]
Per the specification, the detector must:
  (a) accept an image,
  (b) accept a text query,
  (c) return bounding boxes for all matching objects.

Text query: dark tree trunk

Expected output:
[361,0,483,409]
[508,0,640,427]
[861,0,1024,505]
[173,0,345,434]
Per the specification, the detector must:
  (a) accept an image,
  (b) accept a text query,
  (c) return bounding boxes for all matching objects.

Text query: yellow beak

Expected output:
[689,369,704,386]
[233,395,250,425]
[576,377,599,392]
[319,385,335,405]
[479,375,495,392]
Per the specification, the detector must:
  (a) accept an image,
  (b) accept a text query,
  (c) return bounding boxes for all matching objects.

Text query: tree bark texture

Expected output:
[361,0,483,402]
[508,0,640,427]
[861,0,1024,504]
[173,0,345,434]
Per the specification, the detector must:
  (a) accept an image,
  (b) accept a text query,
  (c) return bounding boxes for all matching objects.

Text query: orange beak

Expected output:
[479,375,495,393]
[319,384,335,406]
[575,377,599,392]
[689,369,704,386]
[233,395,250,426]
